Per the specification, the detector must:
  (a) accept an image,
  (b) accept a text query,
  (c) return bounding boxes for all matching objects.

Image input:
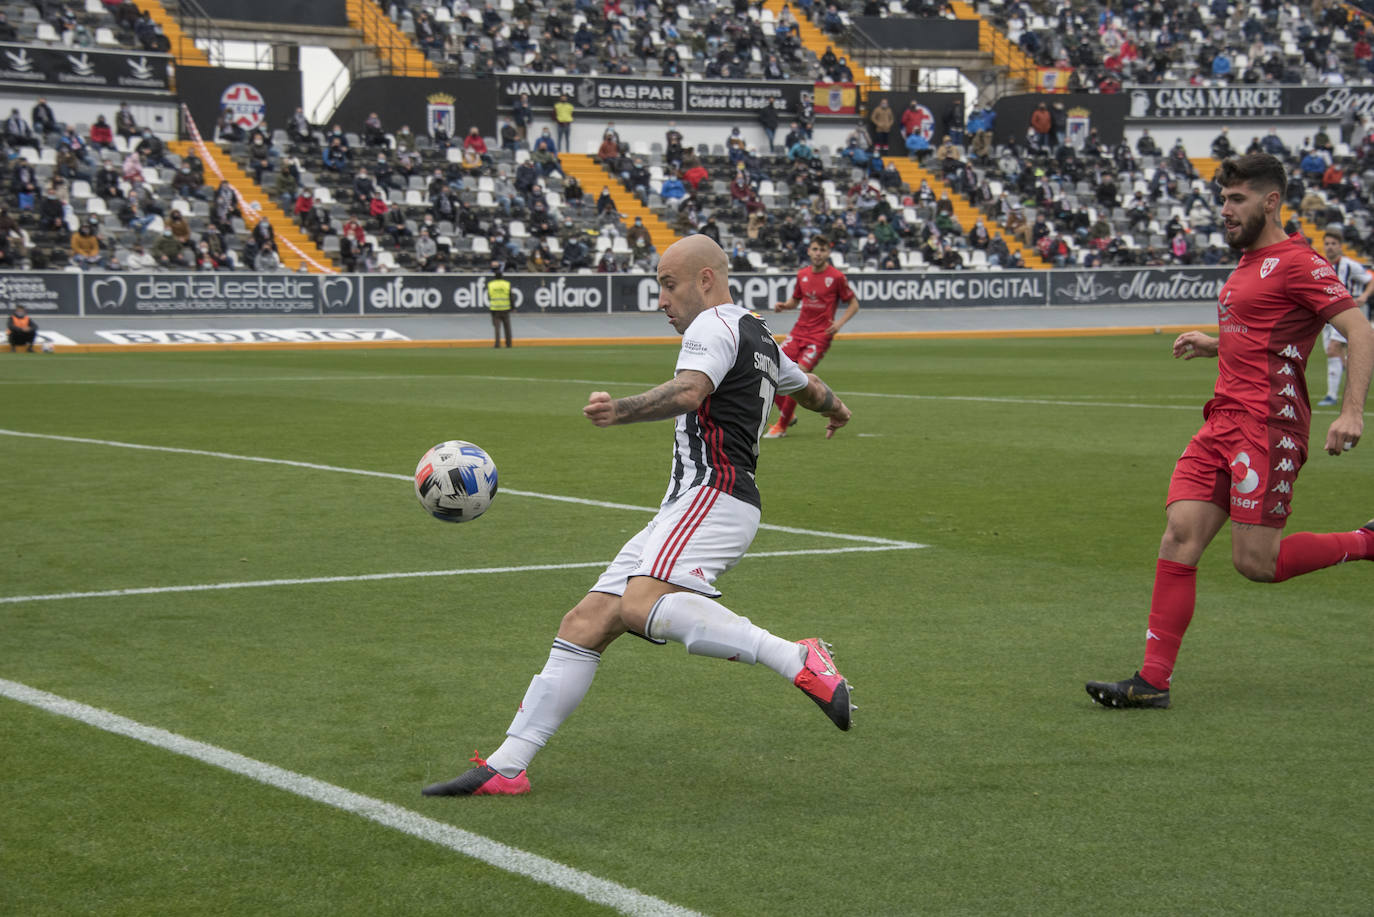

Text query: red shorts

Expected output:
[1166,410,1307,528]
[781,333,830,372]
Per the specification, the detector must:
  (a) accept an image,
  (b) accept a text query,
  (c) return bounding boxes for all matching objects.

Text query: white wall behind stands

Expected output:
[520,119,860,160]
[1124,122,1353,163]
[0,93,178,139]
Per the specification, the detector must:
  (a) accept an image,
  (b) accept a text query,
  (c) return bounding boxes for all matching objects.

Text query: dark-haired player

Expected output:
[765,236,860,438]
[1087,153,1374,709]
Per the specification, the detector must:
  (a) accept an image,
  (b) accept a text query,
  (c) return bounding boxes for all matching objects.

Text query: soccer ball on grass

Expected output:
[414,441,498,523]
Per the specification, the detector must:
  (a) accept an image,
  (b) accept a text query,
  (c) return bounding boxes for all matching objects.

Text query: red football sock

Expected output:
[1273,528,1374,582]
[774,394,797,427]
[1139,558,1197,690]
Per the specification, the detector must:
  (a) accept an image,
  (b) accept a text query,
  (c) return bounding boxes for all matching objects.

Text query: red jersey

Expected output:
[1210,233,1356,432]
[789,264,854,341]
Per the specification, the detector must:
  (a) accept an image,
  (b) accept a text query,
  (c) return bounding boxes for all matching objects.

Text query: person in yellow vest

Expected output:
[486,264,513,348]
[553,93,574,153]
[7,305,36,352]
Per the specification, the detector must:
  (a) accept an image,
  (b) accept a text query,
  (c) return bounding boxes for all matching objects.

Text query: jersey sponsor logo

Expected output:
[682,338,708,354]
[1274,457,1296,472]
[1260,257,1280,278]
[1312,265,1335,280]
[1230,451,1260,494]
[1276,404,1298,420]
[1271,480,1292,494]
[1232,495,1260,509]
[1277,435,1298,450]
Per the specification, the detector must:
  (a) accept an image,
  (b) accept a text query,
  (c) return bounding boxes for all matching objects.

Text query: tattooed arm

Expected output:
[583,370,715,427]
[790,373,851,439]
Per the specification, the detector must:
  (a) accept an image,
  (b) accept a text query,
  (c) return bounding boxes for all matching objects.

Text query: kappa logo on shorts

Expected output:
[1271,480,1292,494]
[1276,363,1295,376]
[1230,452,1261,494]
[1278,383,1297,398]
[1269,502,1290,516]
[1277,404,1298,420]
[1274,458,1296,472]
[1260,257,1280,278]
[1276,435,1298,451]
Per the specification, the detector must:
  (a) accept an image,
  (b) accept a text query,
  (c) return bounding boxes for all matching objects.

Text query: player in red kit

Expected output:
[1087,153,1374,709]
[764,237,860,438]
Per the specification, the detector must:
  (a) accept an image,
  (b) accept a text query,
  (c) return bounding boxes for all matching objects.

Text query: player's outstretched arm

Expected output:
[1323,307,1372,455]
[1173,330,1218,360]
[826,295,860,337]
[791,373,850,439]
[584,370,715,427]
[773,297,799,312]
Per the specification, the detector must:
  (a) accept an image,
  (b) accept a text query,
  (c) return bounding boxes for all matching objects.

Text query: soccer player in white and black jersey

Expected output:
[423,235,855,797]
[1318,228,1374,406]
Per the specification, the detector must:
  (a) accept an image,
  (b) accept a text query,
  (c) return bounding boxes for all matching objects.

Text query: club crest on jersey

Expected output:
[824,277,834,288]
[1260,257,1280,278]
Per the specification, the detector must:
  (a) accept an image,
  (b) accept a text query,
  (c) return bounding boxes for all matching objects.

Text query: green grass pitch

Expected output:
[1,337,1370,916]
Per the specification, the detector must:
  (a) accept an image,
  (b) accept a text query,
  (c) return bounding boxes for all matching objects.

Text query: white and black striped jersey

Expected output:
[664,304,808,509]
[1334,256,1372,300]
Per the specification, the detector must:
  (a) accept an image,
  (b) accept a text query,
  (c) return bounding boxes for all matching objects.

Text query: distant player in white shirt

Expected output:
[423,235,855,797]
[1319,228,1374,406]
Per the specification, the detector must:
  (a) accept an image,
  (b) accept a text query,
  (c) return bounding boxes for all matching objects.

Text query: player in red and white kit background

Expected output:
[1087,153,1374,709]
[765,236,861,438]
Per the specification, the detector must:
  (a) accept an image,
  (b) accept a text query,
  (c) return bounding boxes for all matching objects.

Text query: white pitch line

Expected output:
[0,429,920,548]
[0,545,917,606]
[0,372,1202,412]
[0,678,703,917]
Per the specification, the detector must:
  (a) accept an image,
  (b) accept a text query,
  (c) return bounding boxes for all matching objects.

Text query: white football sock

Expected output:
[1327,356,1344,401]
[645,592,805,680]
[486,638,600,778]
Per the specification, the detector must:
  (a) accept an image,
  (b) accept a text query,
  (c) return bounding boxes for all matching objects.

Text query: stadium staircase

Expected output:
[948,1,1037,91]
[168,140,335,272]
[345,0,439,77]
[139,0,211,66]
[559,153,680,254]
[1192,154,1365,262]
[887,157,1048,269]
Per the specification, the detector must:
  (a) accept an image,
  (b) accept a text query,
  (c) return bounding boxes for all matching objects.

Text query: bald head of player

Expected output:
[656,234,731,335]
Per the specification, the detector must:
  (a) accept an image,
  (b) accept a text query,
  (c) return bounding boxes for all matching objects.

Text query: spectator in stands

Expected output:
[681,150,709,191]
[115,102,138,141]
[250,218,277,259]
[363,112,387,148]
[287,106,312,145]
[168,208,192,248]
[1029,103,1051,150]
[212,181,238,231]
[553,93,574,153]
[499,119,520,152]
[152,228,187,268]
[124,241,155,271]
[659,167,687,201]
[463,126,492,167]
[595,185,617,218]
[368,189,390,230]
[339,217,365,270]
[414,227,438,270]
[1136,129,1159,157]
[4,108,33,148]
[512,93,533,143]
[69,222,103,269]
[292,188,315,226]
[218,103,254,141]
[89,114,114,150]
[787,133,813,162]
[1300,146,1328,181]
[322,137,349,173]
[868,98,894,155]
[11,157,38,212]
[119,194,156,236]
[31,98,56,138]
[121,150,146,189]
[1260,128,1289,158]
[1212,127,1235,160]
[905,129,931,162]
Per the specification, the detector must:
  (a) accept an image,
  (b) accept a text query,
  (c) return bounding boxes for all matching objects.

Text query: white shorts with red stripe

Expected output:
[590,486,760,598]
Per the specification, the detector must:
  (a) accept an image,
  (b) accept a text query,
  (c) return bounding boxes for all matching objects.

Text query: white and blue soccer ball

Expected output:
[414,441,498,523]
